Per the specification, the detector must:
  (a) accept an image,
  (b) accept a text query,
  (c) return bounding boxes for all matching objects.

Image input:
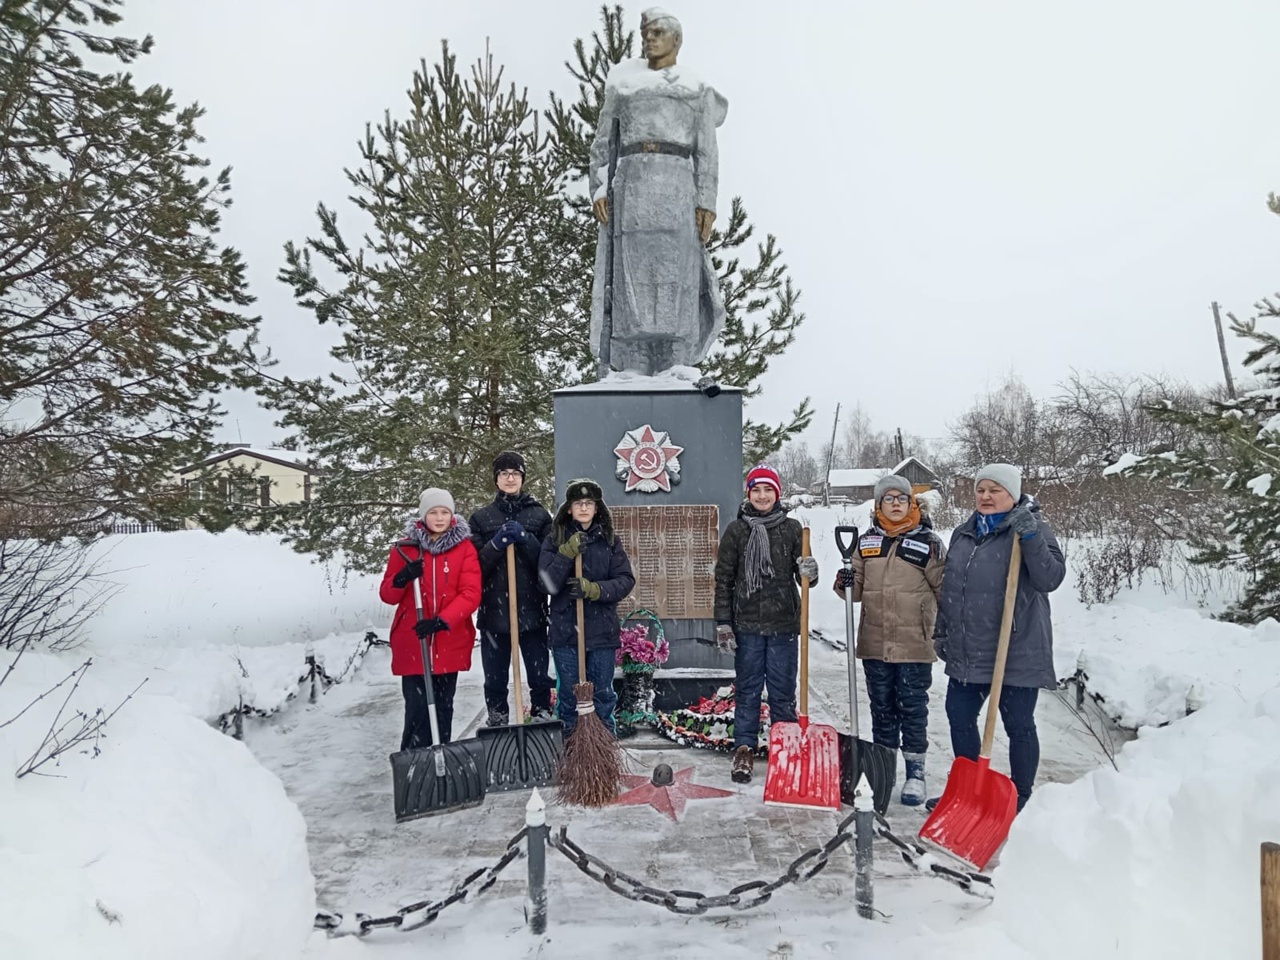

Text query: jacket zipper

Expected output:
[958,533,978,684]
[430,552,439,672]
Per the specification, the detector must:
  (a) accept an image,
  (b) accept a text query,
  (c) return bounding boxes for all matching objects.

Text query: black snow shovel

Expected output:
[834,525,896,815]
[389,575,486,822]
[476,545,563,792]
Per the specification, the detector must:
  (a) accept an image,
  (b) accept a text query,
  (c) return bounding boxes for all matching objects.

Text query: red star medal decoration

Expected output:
[613,425,684,493]
[614,767,734,822]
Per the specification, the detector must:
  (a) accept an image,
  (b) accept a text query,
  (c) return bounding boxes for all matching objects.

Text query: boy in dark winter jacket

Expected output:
[468,451,555,727]
[380,488,482,750]
[538,478,635,736]
[713,465,819,783]
[834,475,946,805]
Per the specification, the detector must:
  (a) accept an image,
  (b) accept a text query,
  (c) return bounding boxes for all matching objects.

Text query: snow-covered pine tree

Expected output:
[0,0,264,539]
[546,4,814,467]
[1126,195,1280,621]
[263,44,581,571]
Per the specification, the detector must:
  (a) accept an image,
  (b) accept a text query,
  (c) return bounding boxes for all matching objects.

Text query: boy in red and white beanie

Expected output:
[745,464,782,498]
[711,464,818,783]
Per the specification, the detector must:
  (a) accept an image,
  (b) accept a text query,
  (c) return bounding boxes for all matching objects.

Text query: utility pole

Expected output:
[823,403,840,507]
[1212,302,1237,399]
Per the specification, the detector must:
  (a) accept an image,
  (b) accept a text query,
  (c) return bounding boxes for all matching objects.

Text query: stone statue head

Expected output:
[640,7,683,61]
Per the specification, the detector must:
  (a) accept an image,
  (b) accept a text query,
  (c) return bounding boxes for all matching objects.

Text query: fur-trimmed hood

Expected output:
[397,514,472,554]
[552,477,613,545]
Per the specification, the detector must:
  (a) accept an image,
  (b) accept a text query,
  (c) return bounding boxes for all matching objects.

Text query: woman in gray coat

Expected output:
[929,463,1066,812]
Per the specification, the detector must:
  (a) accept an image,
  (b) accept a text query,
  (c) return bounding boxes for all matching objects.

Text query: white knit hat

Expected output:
[418,487,455,518]
[974,463,1022,502]
[873,474,912,503]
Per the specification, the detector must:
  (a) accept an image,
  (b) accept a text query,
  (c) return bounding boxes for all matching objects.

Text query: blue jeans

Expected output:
[733,632,798,749]
[551,646,617,737]
[862,659,932,755]
[945,678,1040,808]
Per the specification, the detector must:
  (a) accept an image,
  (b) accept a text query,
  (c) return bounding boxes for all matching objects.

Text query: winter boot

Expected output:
[900,752,927,806]
[530,707,555,722]
[485,707,510,728]
[731,746,755,784]
[924,796,940,812]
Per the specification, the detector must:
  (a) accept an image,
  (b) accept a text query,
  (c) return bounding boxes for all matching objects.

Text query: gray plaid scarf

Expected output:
[743,506,788,595]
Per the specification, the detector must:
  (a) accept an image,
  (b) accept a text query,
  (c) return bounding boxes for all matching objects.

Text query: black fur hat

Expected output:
[554,477,613,543]
[493,450,526,482]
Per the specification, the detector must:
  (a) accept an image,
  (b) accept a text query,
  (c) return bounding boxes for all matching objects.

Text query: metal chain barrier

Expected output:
[872,813,994,899]
[215,632,387,736]
[315,826,528,936]
[549,804,927,915]
[313,809,992,937]
[325,631,389,687]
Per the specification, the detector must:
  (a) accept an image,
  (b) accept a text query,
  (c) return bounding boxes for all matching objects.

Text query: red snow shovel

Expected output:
[765,527,841,810]
[917,538,1022,871]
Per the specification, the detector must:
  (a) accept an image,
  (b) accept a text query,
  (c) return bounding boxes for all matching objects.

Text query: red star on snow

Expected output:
[613,767,734,822]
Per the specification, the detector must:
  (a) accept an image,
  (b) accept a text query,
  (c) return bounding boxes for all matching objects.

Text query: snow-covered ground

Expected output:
[2,513,1278,958]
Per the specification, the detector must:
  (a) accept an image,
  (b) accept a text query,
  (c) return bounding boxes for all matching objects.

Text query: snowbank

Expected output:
[0,658,314,960]
[78,531,384,720]
[0,530,385,960]
[920,688,1280,958]
[84,529,383,650]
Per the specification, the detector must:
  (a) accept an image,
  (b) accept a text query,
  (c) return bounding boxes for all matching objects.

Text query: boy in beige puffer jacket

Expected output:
[834,474,945,805]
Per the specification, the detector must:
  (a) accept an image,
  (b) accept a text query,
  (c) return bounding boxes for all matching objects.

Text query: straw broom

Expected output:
[556,554,623,806]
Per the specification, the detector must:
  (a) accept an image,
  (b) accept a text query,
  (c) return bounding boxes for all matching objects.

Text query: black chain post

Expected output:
[525,789,549,934]
[306,643,318,704]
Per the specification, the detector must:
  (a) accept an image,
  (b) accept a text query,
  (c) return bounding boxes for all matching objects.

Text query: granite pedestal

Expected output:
[553,380,743,670]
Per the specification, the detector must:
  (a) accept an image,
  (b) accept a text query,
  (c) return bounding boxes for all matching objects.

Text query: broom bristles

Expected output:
[556,681,625,807]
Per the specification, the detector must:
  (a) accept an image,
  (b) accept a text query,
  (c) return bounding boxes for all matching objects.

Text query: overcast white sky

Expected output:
[121,0,1280,453]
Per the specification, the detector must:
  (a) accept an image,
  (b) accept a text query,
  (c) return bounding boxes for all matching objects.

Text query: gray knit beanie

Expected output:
[873,474,913,503]
[418,487,455,518]
[974,463,1022,501]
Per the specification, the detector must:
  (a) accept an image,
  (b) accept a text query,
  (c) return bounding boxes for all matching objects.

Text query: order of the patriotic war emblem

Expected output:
[613,425,684,493]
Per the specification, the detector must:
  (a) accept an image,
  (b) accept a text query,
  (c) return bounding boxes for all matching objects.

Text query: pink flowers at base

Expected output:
[616,623,669,668]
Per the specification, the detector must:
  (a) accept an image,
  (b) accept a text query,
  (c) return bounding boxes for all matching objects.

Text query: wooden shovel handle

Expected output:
[800,526,811,717]
[574,553,586,683]
[507,545,525,722]
[980,537,1022,759]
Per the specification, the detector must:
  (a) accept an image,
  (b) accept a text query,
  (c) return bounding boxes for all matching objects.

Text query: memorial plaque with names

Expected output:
[611,504,719,619]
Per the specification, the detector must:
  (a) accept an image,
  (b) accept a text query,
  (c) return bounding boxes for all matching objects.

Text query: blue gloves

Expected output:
[1006,504,1039,540]
[493,520,526,548]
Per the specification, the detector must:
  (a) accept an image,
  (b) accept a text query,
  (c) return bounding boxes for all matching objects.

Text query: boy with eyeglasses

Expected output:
[833,474,946,805]
[538,478,635,736]
[468,451,555,727]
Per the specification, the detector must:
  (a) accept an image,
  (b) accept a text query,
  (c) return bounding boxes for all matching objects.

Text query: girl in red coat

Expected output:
[380,487,481,750]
